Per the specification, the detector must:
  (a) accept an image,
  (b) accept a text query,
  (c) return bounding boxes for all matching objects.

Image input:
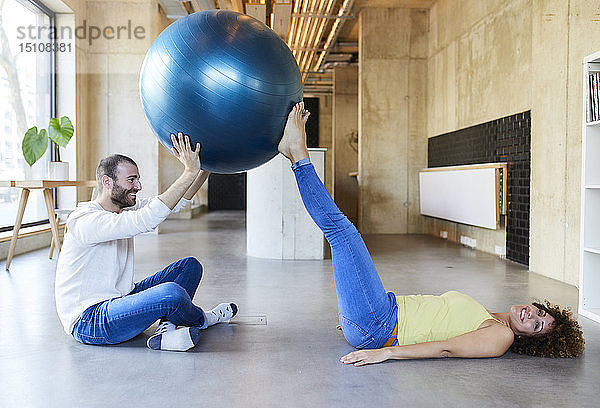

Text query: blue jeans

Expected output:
[72,257,206,345]
[292,159,398,349]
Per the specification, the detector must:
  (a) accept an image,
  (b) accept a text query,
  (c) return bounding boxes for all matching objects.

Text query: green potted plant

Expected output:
[22,116,74,180]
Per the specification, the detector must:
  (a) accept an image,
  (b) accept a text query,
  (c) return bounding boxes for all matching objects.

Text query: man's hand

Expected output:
[171,132,201,174]
[340,348,391,367]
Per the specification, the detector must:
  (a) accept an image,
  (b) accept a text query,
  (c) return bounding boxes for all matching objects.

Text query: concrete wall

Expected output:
[530,0,570,283]
[247,150,327,260]
[531,0,600,285]
[424,0,530,256]
[52,0,160,204]
[333,65,358,225]
[358,7,428,233]
[81,0,160,202]
[425,0,600,285]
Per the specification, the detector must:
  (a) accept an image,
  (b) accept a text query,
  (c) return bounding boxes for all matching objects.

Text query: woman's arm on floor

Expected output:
[340,324,514,366]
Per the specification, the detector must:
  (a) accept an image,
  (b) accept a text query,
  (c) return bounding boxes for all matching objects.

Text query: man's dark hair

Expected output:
[96,154,137,191]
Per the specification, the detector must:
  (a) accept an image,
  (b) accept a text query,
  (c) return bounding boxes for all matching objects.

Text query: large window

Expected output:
[0,0,54,231]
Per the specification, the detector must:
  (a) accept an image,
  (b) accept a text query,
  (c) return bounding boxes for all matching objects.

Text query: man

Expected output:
[55,133,237,352]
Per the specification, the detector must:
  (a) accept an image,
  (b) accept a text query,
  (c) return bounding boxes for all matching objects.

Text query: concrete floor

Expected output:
[0,211,598,407]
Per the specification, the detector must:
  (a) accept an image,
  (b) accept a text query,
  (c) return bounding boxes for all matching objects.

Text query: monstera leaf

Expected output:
[48,116,74,147]
[21,116,74,166]
[22,127,49,166]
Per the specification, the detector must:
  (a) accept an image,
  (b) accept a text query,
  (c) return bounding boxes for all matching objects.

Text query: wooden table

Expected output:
[4,180,96,270]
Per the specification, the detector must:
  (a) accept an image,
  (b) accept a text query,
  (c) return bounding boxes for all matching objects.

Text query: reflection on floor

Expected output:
[1,211,597,407]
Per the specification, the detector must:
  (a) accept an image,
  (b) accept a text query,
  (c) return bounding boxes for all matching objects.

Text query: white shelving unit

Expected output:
[579,51,600,323]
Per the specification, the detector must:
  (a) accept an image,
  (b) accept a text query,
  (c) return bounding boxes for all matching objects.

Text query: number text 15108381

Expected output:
[19,43,72,53]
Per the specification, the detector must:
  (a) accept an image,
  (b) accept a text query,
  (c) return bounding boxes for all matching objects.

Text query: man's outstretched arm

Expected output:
[157,133,201,210]
[183,170,210,201]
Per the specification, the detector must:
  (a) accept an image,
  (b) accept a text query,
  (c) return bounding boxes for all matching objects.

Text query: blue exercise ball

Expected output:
[140,10,303,173]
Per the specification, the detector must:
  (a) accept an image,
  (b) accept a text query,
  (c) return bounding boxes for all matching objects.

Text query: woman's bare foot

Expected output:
[278,102,310,164]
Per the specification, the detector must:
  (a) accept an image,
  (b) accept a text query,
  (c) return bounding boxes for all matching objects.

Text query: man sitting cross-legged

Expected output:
[55,133,237,351]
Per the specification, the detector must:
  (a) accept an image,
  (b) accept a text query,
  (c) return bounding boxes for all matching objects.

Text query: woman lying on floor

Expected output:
[278,102,584,366]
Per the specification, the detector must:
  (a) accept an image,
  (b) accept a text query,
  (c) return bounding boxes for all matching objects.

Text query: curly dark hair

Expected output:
[509,300,584,358]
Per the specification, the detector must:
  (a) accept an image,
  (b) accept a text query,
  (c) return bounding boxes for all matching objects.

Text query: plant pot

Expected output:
[48,161,69,180]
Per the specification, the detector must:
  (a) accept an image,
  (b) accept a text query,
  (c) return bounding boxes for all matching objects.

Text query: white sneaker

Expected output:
[147,321,201,352]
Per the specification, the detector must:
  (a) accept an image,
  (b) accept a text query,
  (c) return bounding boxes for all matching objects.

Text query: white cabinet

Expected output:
[579,51,600,323]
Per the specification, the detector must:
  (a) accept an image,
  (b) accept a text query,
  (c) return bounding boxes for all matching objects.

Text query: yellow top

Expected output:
[396,291,496,345]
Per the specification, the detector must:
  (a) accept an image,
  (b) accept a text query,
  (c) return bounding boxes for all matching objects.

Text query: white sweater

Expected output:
[55,196,190,335]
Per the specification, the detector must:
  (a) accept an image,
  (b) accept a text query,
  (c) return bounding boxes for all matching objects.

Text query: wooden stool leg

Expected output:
[50,216,68,259]
[6,188,30,271]
[43,188,62,255]
[49,235,55,259]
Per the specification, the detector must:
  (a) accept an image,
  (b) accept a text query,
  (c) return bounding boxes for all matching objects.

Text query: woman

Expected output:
[278,102,584,366]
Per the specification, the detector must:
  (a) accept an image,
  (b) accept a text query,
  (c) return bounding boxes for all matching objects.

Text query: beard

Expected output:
[110,182,137,208]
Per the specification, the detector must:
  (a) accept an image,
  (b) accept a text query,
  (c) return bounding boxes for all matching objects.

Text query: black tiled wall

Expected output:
[427,111,531,266]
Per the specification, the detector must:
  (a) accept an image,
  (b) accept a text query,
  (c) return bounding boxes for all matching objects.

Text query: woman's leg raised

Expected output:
[278,103,397,349]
